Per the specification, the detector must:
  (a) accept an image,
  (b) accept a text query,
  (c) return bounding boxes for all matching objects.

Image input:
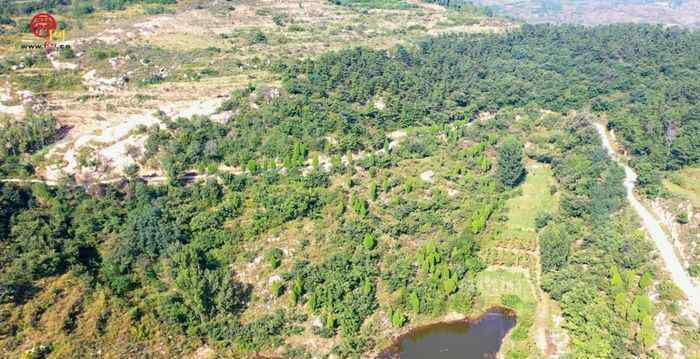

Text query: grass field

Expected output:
[476,268,537,307]
[504,164,556,228]
[481,163,558,272]
[476,268,539,358]
[665,167,700,208]
[478,162,562,358]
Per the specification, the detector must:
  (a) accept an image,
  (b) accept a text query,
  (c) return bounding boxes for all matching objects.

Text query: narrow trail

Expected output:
[593,122,700,314]
[0,173,215,186]
[1,129,410,188]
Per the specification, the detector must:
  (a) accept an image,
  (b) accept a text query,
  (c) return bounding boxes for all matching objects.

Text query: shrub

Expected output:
[99,0,126,10]
[266,248,283,269]
[676,212,689,224]
[91,48,118,60]
[72,1,95,16]
[272,15,285,27]
[0,16,15,26]
[199,67,218,76]
[534,211,552,230]
[271,281,284,297]
[141,73,165,85]
[689,264,700,278]
[501,294,522,309]
[362,234,377,250]
[288,24,304,32]
[248,30,267,44]
[14,71,83,92]
[59,47,75,59]
[144,5,174,14]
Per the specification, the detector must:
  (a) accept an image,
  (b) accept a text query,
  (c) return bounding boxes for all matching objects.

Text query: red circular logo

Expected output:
[29,13,57,39]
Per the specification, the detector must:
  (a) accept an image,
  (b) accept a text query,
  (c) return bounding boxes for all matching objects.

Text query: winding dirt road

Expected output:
[594,122,700,313]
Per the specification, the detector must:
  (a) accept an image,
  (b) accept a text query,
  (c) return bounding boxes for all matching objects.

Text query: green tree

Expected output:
[169,245,244,324]
[613,292,627,316]
[539,224,572,272]
[470,203,493,234]
[247,159,259,174]
[350,193,368,217]
[266,248,283,269]
[362,234,377,250]
[442,274,458,295]
[610,266,625,292]
[390,308,406,327]
[409,291,420,313]
[497,137,526,187]
[271,281,284,297]
[639,315,656,349]
[369,182,378,201]
[291,276,304,304]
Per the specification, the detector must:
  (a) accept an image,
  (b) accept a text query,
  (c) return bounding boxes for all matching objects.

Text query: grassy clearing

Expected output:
[477,268,536,306]
[481,163,558,271]
[476,268,539,358]
[502,163,557,239]
[478,163,561,358]
[665,167,700,208]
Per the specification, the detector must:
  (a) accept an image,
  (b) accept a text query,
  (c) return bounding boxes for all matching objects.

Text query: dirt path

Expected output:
[594,122,700,314]
[0,173,217,186]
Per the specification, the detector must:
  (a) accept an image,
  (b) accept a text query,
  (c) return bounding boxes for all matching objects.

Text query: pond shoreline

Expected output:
[374,306,517,359]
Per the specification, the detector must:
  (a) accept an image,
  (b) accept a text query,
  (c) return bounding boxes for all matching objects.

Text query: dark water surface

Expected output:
[386,309,516,359]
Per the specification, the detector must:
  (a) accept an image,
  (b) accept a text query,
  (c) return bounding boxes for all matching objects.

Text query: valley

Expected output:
[474,0,700,27]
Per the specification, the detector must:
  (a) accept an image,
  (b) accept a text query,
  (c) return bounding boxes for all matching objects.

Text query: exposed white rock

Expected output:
[0,88,24,118]
[420,170,435,183]
[47,51,78,70]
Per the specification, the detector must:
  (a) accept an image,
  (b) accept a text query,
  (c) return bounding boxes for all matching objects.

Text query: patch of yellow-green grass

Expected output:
[477,163,559,358]
[503,163,558,240]
[476,268,540,359]
[482,163,558,268]
[0,33,25,57]
[11,70,85,93]
[665,167,700,208]
[476,268,537,307]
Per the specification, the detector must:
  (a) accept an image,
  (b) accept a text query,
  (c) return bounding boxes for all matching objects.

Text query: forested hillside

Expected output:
[2,22,699,358]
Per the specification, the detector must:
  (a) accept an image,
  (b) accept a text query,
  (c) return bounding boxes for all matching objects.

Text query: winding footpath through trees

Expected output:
[594,122,700,314]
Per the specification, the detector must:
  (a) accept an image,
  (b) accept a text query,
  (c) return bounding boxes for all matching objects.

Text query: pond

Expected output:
[380,308,517,359]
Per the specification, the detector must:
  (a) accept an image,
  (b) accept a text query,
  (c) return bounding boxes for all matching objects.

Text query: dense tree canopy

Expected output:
[142,24,700,198]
